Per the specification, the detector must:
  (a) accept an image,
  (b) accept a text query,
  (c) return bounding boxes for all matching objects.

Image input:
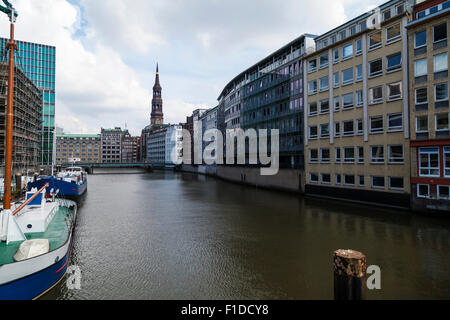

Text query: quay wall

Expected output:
[179,164,304,193]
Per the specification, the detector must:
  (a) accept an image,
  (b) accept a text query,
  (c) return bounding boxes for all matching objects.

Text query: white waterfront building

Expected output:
[165,125,184,165]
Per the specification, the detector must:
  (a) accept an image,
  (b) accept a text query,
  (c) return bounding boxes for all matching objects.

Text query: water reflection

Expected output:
[41,169,450,300]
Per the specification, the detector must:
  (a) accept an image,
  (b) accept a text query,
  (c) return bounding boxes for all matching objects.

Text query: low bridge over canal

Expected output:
[58,163,178,174]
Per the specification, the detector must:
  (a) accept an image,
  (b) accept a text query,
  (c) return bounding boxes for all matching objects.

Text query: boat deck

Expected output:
[0,206,73,265]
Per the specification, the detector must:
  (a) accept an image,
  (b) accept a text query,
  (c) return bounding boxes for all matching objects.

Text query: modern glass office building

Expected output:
[0,38,56,166]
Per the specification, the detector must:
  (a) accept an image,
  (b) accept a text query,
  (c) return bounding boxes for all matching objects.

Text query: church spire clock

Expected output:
[151,63,164,125]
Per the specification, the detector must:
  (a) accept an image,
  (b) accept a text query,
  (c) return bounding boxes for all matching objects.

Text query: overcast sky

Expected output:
[0,0,385,136]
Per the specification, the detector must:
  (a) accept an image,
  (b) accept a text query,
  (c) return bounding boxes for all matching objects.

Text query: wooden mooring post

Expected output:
[333,249,367,300]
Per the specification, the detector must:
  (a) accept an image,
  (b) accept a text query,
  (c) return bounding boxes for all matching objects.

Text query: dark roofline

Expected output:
[217,33,316,100]
[315,0,403,41]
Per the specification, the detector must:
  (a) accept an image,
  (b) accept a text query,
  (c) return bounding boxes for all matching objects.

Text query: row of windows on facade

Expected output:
[413,21,448,49]
[308,52,405,95]
[315,2,406,50]
[246,62,303,94]
[309,113,407,139]
[413,53,448,83]
[417,184,450,200]
[308,82,408,117]
[310,173,405,191]
[416,113,450,134]
[309,144,405,165]
[311,23,404,73]
[246,98,303,122]
[418,147,450,178]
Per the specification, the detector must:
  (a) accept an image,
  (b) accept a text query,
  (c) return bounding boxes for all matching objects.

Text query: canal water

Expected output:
[42,169,450,300]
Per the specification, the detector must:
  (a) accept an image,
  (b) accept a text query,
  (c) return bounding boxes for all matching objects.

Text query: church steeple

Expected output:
[151,63,164,125]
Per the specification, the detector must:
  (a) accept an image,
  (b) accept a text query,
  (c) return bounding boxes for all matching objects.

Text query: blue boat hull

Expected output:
[0,251,70,300]
[28,177,87,198]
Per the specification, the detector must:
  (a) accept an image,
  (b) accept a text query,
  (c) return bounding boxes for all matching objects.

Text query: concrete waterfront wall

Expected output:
[180,164,304,193]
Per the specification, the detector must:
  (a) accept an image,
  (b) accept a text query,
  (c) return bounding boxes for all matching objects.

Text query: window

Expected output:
[369,59,383,77]
[358,176,365,187]
[342,43,353,60]
[357,119,363,135]
[437,185,450,199]
[309,149,318,163]
[436,113,449,132]
[435,82,449,105]
[369,86,383,104]
[342,68,353,85]
[386,23,401,43]
[389,177,404,191]
[322,174,331,184]
[319,76,329,92]
[386,52,402,72]
[334,49,339,64]
[308,59,317,73]
[344,175,355,186]
[388,113,403,132]
[308,80,317,94]
[387,81,402,100]
[334,96,340,112]
[356,39,362,55]
[310,173,319,183]
[356,90,363,107]
[415,30,427,48]
[358,147,364,163]
[414,59,427,77]
[416,116,428,133]
[370,116,384,133]
[309,102,318,116]
[334,72,340,88]
[433,23,447,43]
[340,30,347,41]
[371,146,385,163]
[320,99,329,114]
[344,147,355,163]
[343,120,354,136]
[334,122,341,138]
[415,87,428,105]
[336,174,342,185]
[369,31,382,50]
[445,147,450,177]
[419,147,440,177]
[388,145,404,163]
[342,93,354,110]
[319,53,329,68]
[356,65,363,81]
[372,176,385,189]
[320,124,330,138]
[335,148,342,163]
[417,184,430,198]
[383,9,391,21]
[320,148,330,163]
[434,53,448,72]
[309,126,318,139]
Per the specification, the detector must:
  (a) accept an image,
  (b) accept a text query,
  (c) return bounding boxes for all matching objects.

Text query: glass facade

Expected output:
[0,38,56,166]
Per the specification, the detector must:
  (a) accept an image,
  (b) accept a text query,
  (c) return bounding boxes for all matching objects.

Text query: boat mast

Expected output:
[1,1,18,210]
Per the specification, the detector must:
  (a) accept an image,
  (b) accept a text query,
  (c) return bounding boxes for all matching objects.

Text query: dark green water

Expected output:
[41,169,450,300]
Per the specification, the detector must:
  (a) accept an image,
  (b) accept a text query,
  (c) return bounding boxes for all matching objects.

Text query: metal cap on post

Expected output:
[333,249,367,300]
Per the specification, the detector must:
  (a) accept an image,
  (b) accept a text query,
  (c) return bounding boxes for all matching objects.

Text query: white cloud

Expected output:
[0,0,387,136]
[0,0,150,136]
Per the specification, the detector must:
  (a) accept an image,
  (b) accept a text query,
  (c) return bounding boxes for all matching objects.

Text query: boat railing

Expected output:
[12,183,48,216]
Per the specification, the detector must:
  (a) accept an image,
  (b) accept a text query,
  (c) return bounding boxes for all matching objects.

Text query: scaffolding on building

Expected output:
[0,62,41,176]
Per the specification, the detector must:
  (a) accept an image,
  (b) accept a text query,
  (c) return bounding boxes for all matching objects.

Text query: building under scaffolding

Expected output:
[0,62,41,176]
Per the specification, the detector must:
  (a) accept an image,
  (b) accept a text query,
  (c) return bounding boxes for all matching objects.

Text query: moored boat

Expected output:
[27,167,88,199]
[0,2,78,300]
